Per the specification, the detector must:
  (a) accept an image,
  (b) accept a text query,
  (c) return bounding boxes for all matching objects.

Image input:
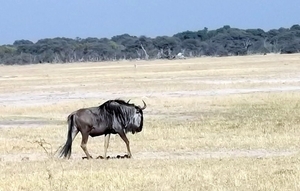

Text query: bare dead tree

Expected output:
[157,49,163,59]
[73,51,77,62]
[53,53,62,63]
[243,38,252,54]
[263,38,272,53]
[271,39,281,53]
[140,44,149,60]
[167,48,172,57]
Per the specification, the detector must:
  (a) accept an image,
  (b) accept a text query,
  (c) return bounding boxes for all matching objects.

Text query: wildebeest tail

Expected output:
[59,113,75,159]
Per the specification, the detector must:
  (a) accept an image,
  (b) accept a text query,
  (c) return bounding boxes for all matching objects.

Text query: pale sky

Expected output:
[0,0,299,45]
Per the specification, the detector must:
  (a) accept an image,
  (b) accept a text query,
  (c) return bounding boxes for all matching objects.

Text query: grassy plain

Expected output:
[0,54,300,190]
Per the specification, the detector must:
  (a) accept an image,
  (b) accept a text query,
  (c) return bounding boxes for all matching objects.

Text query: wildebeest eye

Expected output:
[135,107,141,113]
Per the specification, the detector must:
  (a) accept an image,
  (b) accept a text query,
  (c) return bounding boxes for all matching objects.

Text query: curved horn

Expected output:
[140,100,147,110]
[127,99,131,103]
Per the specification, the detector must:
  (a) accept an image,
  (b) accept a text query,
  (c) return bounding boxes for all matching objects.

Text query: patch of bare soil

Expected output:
[187,77,300,84]
[1,85,300,106]
[0,119,61,128]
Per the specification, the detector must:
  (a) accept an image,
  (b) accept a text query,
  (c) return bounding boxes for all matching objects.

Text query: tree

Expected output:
[1,24,300,65]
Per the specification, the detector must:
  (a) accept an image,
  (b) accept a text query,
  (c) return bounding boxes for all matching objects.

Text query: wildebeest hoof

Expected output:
[96,155,104,159]
[96,155,110,159]
[82,156,93,160]
[124,154,131,158]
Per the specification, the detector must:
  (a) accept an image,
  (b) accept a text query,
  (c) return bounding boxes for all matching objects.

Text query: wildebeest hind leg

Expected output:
[80,131,92,159]
[118,132,132,158]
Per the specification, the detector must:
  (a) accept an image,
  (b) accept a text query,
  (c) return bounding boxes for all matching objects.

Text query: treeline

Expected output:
[1,24,300,65]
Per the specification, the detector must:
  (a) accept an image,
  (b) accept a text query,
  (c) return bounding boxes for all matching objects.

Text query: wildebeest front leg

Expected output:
[80,131,93,159]
[118,131,132,158]
[104,134,110,159]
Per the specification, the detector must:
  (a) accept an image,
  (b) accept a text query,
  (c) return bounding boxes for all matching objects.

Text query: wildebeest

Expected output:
[59,99,146,160]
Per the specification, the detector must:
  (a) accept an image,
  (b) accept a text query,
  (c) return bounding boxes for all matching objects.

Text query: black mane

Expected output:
[99,99,135,110]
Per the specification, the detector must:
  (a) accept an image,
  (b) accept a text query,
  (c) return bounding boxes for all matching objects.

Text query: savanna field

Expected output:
[0,54,300,190]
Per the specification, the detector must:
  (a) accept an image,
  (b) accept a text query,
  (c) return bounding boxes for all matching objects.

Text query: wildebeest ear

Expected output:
[127,99,131,103]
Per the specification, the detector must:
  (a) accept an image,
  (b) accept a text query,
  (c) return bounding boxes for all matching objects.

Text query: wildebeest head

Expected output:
[129,100,146,134]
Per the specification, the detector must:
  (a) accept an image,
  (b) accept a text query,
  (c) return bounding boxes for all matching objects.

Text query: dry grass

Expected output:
[1,156,300,191]
[0,54,300,190]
